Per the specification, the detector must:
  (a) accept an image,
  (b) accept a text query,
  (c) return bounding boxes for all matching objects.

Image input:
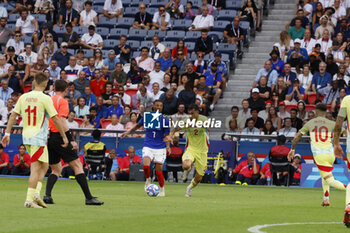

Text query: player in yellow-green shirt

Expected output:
[168,104,209,197]
[1,73,68,209]
[334,95,350,227]
[288,103,346,207]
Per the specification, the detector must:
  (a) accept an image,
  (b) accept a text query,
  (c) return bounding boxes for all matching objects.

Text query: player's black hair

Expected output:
[92,129,101,140]
[188,103,199,112]
[54,79,68,92]
[316,103,327,112]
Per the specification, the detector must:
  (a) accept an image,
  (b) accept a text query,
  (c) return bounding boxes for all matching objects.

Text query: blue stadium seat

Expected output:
[127,40,141,50]
[239,21,250,30]
[58,37,63,44]
[102,50,110,58]
[73,26,88,35]
[117,17,135,29]
[34,14,46,23]
[94,0,105,6]
[217,10,237,21]
[172,19,192,30]
[208,33,220,44]
[221,53,230,63]
[21,36,32,44]
[122,0,132,7]
[204,54,214,61]
[53,25,66,37]
[140,40,154,48]
[104,39,118,49]
[98,17,117,28]
[146,7,158,15]
[128,29,147,40]
[166,30,185,42]
[226,0,241,10]
[163,41,177,49]
[150,0,167,7]
[95,27,109,39]
[7,24,16,32]
[186,42,195,53]
[108,28,128,39]
[3,144,19,163]
[217,43,236,66]
[124,7,138,17]
[213,20,230,32]
[185,31,201,42]
[130,0,150,7]
[209,31,223,41]
[146,30,166,41]
[92,5,104,14]
[8,14,19,24]
[132,51,141,57]
[83,49,94,57]
[67,48,75,55]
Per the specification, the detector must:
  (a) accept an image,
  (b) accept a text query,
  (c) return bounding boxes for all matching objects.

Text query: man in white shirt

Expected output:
[80,25,104,50]
[0,6,7,18]
[316,29,333,55]
[319,0,334,8]
[104,114,124,137]
[301,29,316,54]
[152,6,171,31]
[149,61,165,85]
[190,6,214,31]
[150,82,164,101]
[332,0,346,22]
[315,16,334,40]
[19,43,38,65]
[136,86,153,110]
[116,86,131,107]
[0,98,13,126]
[15,9,38,35]
[278,117,297,138]
[0,55,11,79]
[64,56,83,82]
[48,59,61,81]
[0,79,14,103]
[66,110,79,129]
[149,36,165,60]
[241,119,260,142]
[101,0,123,18]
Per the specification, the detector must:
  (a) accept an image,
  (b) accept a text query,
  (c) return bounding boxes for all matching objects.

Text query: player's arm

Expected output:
[1,111,19,147]
[334,108,346,158]
[120,123,142,138]
[288,132,303,161]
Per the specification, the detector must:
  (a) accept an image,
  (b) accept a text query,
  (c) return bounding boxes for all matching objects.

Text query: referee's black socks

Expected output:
[46,174,58,197]
[76,173,93,200]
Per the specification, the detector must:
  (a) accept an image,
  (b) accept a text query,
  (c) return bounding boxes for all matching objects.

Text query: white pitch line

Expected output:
[247,222,342,233]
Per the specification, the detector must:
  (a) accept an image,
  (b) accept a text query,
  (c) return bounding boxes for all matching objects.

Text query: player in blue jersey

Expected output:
[121,100,170,196]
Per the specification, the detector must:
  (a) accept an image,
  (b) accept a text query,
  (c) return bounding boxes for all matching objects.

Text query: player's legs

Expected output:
[153,148,166,196]
[182,150,195,183]
[143,156,152,190]
[44,162,62,203]
[185,151,207,197]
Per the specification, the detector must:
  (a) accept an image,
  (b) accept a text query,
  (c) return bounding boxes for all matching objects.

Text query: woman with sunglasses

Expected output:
[172,39,188,59]
[5,31,24,55]
[94,49,104,69]
[38,33,58,57]
[193,53,207,75]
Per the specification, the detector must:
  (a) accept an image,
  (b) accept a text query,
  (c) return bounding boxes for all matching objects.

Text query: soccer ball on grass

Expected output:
[146,184,160,197]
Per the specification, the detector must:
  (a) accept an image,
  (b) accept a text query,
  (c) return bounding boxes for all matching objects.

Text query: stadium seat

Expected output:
[127,40,141,51]
[146,7,158,15]
[73,26,88,35]
[185,31,201,42]
[94,0,105,6]
[208,33,220,44]
[150,0,167,7]
[217,10,237,21]
[8,14,19,24]
[146,30,166,41]
[74,118,84,127]
[83,49,94,57]
[305,104,316,112]
[186,42,195,53]
[221,53,230,63]
[213,20,230,32]
[163,41,177,49]
[226,0,241,10]
[128,29,147,41]
[117,17,135,29]
[125,88,138,107]
[23,84,32,93]
[166,30,186,42]
[4,144,19,164]
[140,41,154,49]
[306,93,324,104]
[172,19,192,30]
[132,51,141,58]
[217,43,236,56]
[285,105,297,113]
[109,28,128,39]
[21,36,32,44]
[204,54,214,61]
[102,50,110,58]
[104,39,118,49]
[130,0,150,6]
[7,24,16,32]
[53,25,66,37]
[95,27,109,39]
[34,14,46,23]
[100,119,112,129]
[98,17,117,28]
[123,7,138,17]
[67,49,75,55]
[92,5,104,13]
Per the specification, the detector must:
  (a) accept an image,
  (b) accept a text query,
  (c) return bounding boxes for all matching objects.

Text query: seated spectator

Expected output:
[74,97,90,118]
[38,33,58,59]
[160,89,178,115]
[15,9,38,36]
[317,80,339,105]
[19,44,37,66]
[136,86,153,110]
[193,53,207,74]
[15,55,30,83]
[326,54,339,76]
[288,17,305,40]
[190,6,213,31]
[157,48,172,73]
[287,39,308,73]
[0,18,12,52]
[5,46,18,66]
[101,0,123,19]
[184,1,196,20]
[269,50,284,75]
[0,79,13,103]
[136,47,155,73]
[120,105,131,125]
[332,0,346,22]
[150,82,164,101]
[301,29,316,55]
[165,0,184,19]
[225,106,245,130]
[104,114,124,137]
[223,119,240,141]
[110,146,141,181]
[333,66,348,89]
[298,64,312,93]
[80,114,94,136]
[94,49,104,69]
[178,82,196,110]
[132,3,152,30]
[258,100,272,121]
[34,0,54,21]
[0,144,10,174]
[315,16,334,40]
[5,66,22,93]
[204,63,222,111]
[124,112,143,137]
[103,50,120,73]
[80,25,104,50]
[290,8,310,30]
[51,43,72,70]
[248,88,265,112]
[84,129,107,178]
[316,29,333,55]
[103,149,117,180]
[275,31,294,61]
[281,63,297,87]
[331,87,346,117]
[128,59,145,84]
[0,98,14,125]
[223,17,245,58]
[95,96,108,120]
[150,36,165,60]
[66,110,79,129]
[239,99,251,123]
[82,85,97,107]
[261,120,277,140]
[89,106,101,128]
[257,162,271,185]
[285,79,305,104]
[172,49,191,74]
[194,30,213,55]
[289,154,302,185]
[101,82,115,107]
[152,6,171,31]
[66,82,81,106]
[331,41,345,66]
[107,95,124,119]
[33,22,58,51]
[290,108,303,130]
[82,57,96,80]
[209,52,228,79]
[296,100,307,120]
[80,1,98,27]
[268,107,282,131]
[108,63,127,87]
[64,56,83,82]
[334,19,349,41]
[170,102,189,122]
[6,31,24,56]
[61,23,80,50]
[113,36,131,65]
[278,101,290,120]
[238,0,257,30]
[58,0,79,27]
[183,63,199,87]
[252,60,278,90]
[233,152,260,185]
[245,108,264,131]
[312,62,332,92]
[171,39,188,59]
[11,144,30,175]
[90,69,107,97]
[257,76,271,101]
[241,0,261,31]
[279,117,297,137]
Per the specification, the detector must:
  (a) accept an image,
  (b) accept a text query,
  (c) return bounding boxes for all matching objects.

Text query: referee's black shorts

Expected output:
[48,132,79,165]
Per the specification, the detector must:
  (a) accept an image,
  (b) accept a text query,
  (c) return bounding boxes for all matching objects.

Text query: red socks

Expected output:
[155,170,164,188]
[143,165,150,179]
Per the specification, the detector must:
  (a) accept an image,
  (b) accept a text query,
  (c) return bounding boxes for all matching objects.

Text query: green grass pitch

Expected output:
[0,177,348,233]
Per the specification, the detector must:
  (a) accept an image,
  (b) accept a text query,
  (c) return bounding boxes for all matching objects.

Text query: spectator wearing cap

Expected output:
[51,42,72,70]
[289,153,302,185]
[325,54,339,76]
[101,0,123,19]
[0,18,13,51]
[209,52,228,78]
[257,76,271,101]
[152,6,172,31]
[281,63,297,87]
[242,114,263,141]
[62,23,80,50]
[0,144,10,175]
[190,6,214,31]
[15,9,38,36]
[315,16,334,40]
[309,43,325,73]
[15,55,30,82]
[113,35,131,65]
[288,17,305,40]
[287,39,308,73]
[301,29,316,55]
[285,79,305,104]
[6,31,24,56]
[317,79,339,105]
[223,17,245,58]
[194,30,213,55]
[248,88,266,112]
[269,50,284,75]
[331,41,345,66]
[132,3,153,30]
[5,47,19,66]
[136,47,155,73]
[58,0,79,27]
[80,1,98,27]
[252,60,278,91]
[277,101,290,120]
[19,43,37,66]
[64,56,83,82]
[103,50,120,73]
[81,25,104,50]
